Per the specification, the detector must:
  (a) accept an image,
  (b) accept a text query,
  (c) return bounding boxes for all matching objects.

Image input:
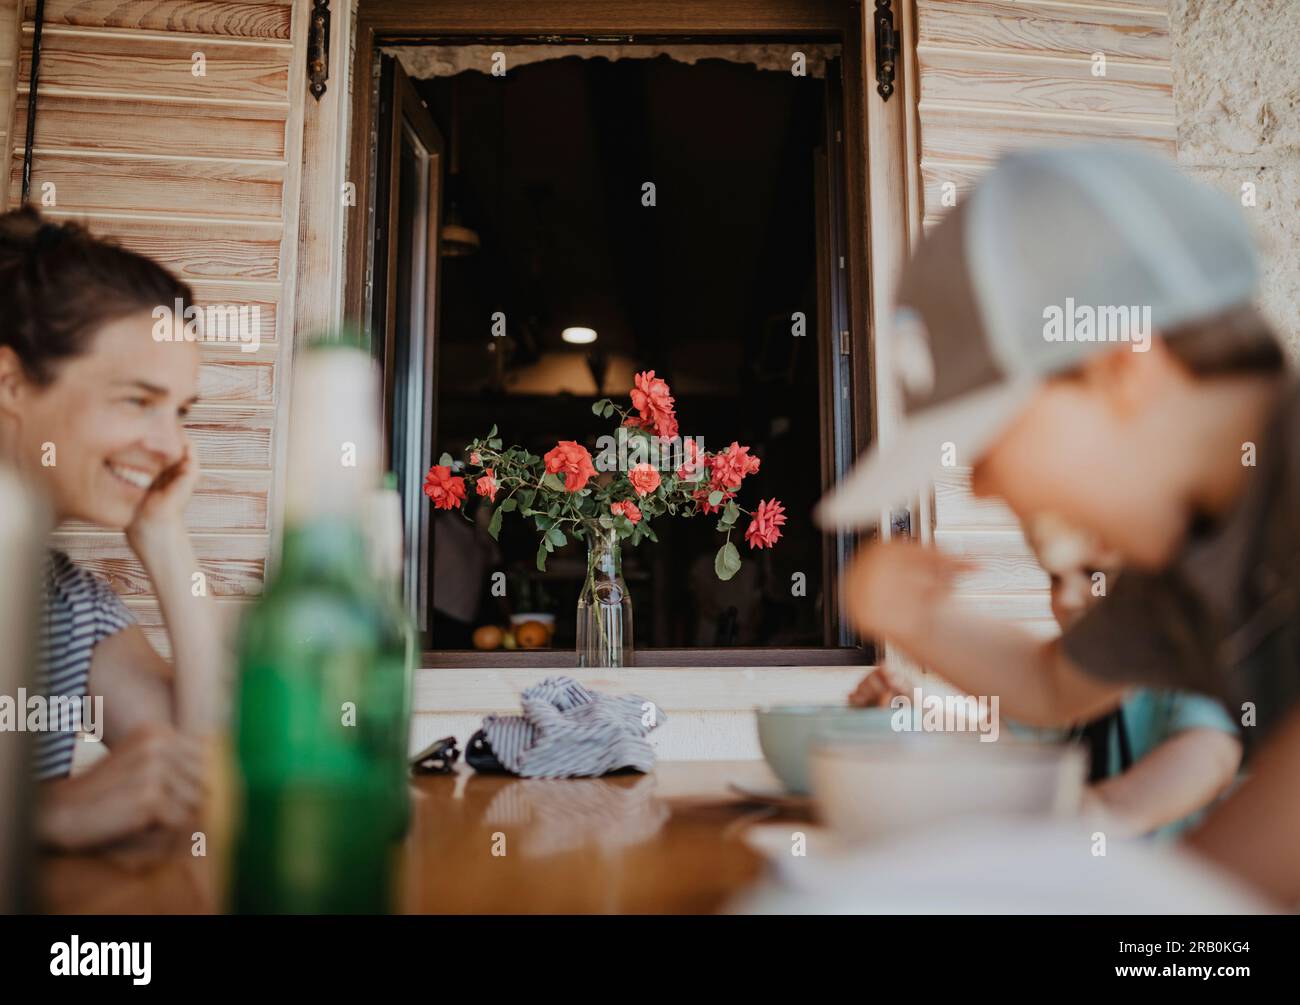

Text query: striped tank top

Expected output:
[35,550,134,780]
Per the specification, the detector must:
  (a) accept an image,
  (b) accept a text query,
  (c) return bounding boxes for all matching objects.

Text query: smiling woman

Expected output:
[0,207,225,851]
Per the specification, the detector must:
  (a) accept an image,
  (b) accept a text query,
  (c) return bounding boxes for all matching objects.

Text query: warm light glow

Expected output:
[561,326,598,345]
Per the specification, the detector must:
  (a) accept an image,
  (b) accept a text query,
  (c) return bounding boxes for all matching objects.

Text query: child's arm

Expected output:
[843,542,1127,725]
[1086,728,1242,837]
[1186,708,1300,905]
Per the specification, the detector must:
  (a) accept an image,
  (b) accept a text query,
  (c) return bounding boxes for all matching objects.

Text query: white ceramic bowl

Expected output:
[756,705,896,795]
[810,733,1086,844]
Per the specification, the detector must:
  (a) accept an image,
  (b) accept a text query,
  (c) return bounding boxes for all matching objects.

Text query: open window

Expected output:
[368,57,445,633]
[350,2,879,667]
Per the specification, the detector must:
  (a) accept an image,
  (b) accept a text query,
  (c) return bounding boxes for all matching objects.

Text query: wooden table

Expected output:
[37,761,803,914]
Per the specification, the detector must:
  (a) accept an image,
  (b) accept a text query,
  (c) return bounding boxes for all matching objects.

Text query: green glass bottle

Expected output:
[364,473,416,840]
[232,344,402,914]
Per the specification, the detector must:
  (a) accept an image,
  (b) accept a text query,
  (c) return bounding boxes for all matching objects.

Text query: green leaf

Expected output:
[438,452,454,468]
[592,399,609,416]
[599,515,615,530]
[536,543,549,572]
[488,507,503,541]
[642,523,658,543]
[715,541,742,581]
[547,526,567,548]
[603,402,616,419]
[542,472,566,492]
[500,497,517,513]
[519,489,536,511]
[487,424,498,439]
[708,490,724,507]
[488,438,503,450]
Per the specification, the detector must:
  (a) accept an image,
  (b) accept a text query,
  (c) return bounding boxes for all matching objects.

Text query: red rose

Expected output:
[744,498,786,550]
[693,485,733,515]
[475,467,499,503]
[543,440,597,493]
[611,500,642,525]
[675,438,706,482]
[709,441,761,490]
[424,465,467,510]
[628,462,661,498]
[628,370,679,440]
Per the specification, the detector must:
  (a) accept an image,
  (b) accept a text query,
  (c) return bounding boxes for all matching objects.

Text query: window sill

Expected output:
[421,647,868,668]
[412,662,871,714]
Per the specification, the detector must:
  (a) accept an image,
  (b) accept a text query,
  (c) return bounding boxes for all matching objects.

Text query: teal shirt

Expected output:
[1104,689,1240,840]
[1009,689,1240,840]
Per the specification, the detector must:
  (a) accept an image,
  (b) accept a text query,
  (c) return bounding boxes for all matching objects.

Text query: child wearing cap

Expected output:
[850,513,1242,840]
[819,145,1298,903]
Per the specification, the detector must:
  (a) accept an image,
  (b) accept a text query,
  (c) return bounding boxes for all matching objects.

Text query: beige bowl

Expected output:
[810,733,1086,844]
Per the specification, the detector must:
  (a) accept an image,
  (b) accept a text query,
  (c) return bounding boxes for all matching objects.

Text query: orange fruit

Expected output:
[515,620,549,649]
[472,625,504,650]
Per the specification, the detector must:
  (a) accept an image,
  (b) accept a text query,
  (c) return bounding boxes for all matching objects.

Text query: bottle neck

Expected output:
[585,524,621,579]
[278,515,368,584]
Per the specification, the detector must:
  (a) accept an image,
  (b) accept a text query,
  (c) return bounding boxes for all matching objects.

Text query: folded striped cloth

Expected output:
[477,676,666,778]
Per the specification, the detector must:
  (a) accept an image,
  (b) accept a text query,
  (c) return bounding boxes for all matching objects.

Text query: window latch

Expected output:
[874,0,898,101]
[308,0,331,101]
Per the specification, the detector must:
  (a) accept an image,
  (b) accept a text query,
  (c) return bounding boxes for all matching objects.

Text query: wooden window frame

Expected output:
[319,0,922,669]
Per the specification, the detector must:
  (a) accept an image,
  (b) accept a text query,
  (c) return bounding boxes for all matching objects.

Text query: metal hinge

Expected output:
[308,1,331,101]
[874,1,898,101]
[840,330,851,356]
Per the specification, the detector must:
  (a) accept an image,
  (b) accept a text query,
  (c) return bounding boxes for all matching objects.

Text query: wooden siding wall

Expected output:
[0,4,14,160]
[4,0,308,656]
[914,0,1177,637]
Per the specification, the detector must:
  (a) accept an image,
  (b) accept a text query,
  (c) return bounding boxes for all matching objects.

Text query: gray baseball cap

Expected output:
[815,144,1260,530]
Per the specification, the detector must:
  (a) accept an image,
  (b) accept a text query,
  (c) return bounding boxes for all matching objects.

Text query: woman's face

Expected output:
[1,309,200,528]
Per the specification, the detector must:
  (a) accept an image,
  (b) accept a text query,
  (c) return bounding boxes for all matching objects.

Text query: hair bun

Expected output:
[34,221,71,251]
[0,205,43,254]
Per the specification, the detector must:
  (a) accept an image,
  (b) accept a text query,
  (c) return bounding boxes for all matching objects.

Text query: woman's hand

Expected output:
[125,437,199,554]
[36,722,207,852]
[842,541,973,646]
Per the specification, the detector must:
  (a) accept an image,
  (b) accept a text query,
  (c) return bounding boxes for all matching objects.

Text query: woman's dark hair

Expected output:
[0,206,194,385]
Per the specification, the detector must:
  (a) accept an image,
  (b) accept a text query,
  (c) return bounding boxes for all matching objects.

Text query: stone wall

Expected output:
[1171,0,1300,356]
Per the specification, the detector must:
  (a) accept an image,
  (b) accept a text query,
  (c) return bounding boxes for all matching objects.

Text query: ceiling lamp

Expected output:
[562,327,597,345]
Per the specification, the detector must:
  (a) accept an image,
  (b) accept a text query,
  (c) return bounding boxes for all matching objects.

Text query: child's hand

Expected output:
[849,665,907,708]
[842,541,974,644]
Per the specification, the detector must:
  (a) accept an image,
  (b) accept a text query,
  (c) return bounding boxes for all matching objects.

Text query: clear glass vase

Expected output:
[576,523,633,668]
